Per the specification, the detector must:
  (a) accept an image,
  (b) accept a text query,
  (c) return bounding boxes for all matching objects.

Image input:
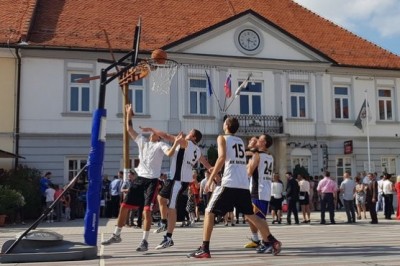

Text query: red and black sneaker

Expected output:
[272,240,282,255]
[187,246,211,259]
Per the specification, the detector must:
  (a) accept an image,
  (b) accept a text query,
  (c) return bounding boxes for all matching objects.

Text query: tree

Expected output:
[293,164,310,179]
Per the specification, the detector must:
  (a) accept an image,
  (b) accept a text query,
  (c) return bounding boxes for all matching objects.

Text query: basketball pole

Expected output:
[84,18,142,246]
[123,17,141,181]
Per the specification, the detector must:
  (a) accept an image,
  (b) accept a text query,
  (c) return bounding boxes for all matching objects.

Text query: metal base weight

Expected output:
[0,230,97,263]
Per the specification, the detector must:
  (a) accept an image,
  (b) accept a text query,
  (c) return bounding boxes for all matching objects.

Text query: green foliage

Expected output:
[293,164,310,179]
[0,185,25,215]
[207,145,218,166]
[0,165,42,218]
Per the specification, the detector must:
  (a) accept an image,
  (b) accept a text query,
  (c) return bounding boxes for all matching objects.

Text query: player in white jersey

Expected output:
[139,127,211,249]
[101,104,180,251]
[187,117,281,259]
[244,134,274,249]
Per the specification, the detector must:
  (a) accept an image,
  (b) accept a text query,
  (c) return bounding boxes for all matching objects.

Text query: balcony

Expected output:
[229,114,283,136]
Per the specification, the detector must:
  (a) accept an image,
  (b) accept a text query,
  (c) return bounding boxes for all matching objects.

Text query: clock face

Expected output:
[238,29,261,51]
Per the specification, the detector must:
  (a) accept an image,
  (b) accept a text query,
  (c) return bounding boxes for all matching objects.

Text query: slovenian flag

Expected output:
[205,71,213,96]
[224,74,232,98]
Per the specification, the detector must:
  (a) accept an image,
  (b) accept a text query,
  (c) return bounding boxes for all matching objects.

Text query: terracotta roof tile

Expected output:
[0,0,38,43]
[1,0,400,69]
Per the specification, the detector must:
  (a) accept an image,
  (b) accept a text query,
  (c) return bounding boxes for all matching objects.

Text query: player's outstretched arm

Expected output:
[247,152,259,177]
[165,132,184,157]
[139,126,175,142]
[126,104,139,140]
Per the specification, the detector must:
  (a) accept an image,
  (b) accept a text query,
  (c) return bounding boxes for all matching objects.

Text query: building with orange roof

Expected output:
[1,0,400,185]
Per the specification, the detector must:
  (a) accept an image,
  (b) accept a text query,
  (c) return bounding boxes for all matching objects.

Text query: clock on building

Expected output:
[234,27,263,55]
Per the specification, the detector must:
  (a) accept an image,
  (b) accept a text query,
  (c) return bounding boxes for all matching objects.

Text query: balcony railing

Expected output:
[229,114,283,136]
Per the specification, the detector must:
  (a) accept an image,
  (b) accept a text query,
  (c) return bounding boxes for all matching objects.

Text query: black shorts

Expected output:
[135,176,160,211]
[206,186,254,216]
[299,192,310,205]
[122,181,145,208]
[158,180,189,209]
[270,196,283,211]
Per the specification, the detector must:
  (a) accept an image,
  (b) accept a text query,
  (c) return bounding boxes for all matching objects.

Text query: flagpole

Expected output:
[365,90,371,172]
[224,74,251,112]
[205,70,224,112]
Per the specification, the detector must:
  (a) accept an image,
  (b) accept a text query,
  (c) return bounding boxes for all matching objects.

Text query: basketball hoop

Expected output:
[148,59,178,94]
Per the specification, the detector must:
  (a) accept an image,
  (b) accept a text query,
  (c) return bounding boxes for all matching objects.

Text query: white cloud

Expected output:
[293,0,400,37]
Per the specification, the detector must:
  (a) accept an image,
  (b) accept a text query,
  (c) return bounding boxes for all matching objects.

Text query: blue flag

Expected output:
[205,71,213,96]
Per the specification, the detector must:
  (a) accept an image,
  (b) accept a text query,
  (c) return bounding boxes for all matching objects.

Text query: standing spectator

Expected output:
[336,181,344,210]
[186,186,197,226]
[199,176,208,208]
[270,173,284,224]
[355,176,367,220]
[110,173,122,218]
[376,175,384,214]
[340,172,356,223]
[54,185,63,222]
[394,175,400,220]
[317,171,337,224]
[366,173,378,224]
[309,176,315,211]
[382,173,394,220]
[189,170,201,222]
[121,170,136,226]
[298,174,311,223]
[285,172,299,225]
[101,174,111,218]
[362,171,369,185]
[45,183,56,223]
[64,191,71,220]
[313,175,321,211]
[40,172,52,210]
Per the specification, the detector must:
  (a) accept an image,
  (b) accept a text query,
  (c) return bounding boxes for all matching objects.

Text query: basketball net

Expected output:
[149,59,178,94]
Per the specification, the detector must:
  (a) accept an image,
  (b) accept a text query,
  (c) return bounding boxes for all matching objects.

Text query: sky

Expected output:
[293,0,400,55]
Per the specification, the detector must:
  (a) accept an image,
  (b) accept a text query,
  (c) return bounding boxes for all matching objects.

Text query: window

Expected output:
[128,79,146,114]
[333,86,350,119]
[291,157,310,173]
[68,73,91,112]
[189,78,208,115]
[67,158,87,182]
[239,81,262,115]
[378,88,393,121]
[336,157,352,184]
[289,84,307,118]
[381,156,396,175]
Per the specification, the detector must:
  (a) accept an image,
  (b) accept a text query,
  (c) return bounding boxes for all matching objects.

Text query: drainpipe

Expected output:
[14,47,21,169]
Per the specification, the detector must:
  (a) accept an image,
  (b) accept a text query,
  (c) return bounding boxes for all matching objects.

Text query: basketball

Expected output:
[151,48,167,64]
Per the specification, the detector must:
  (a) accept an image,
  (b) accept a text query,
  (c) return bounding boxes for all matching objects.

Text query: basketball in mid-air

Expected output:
[151,48,167,64]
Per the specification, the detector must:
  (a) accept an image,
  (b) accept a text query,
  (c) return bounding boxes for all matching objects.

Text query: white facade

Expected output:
[18,15,400,185]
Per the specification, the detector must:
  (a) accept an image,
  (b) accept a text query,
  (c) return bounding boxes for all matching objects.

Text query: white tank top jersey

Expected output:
[170,140,201,183]
[256,152,273,201]
[134,134,170,179]
[220,135,249,189]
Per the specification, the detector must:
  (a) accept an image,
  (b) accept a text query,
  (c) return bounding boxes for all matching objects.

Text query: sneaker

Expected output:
[155,236,174,250]
[272,241,282,255]
[244,239,260,248]
[187,246,211,259]
[256,242,273,254]
[153,223,167,233]
[187,220,195,227]
[101,234,122,245]
[136,239,149,252]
